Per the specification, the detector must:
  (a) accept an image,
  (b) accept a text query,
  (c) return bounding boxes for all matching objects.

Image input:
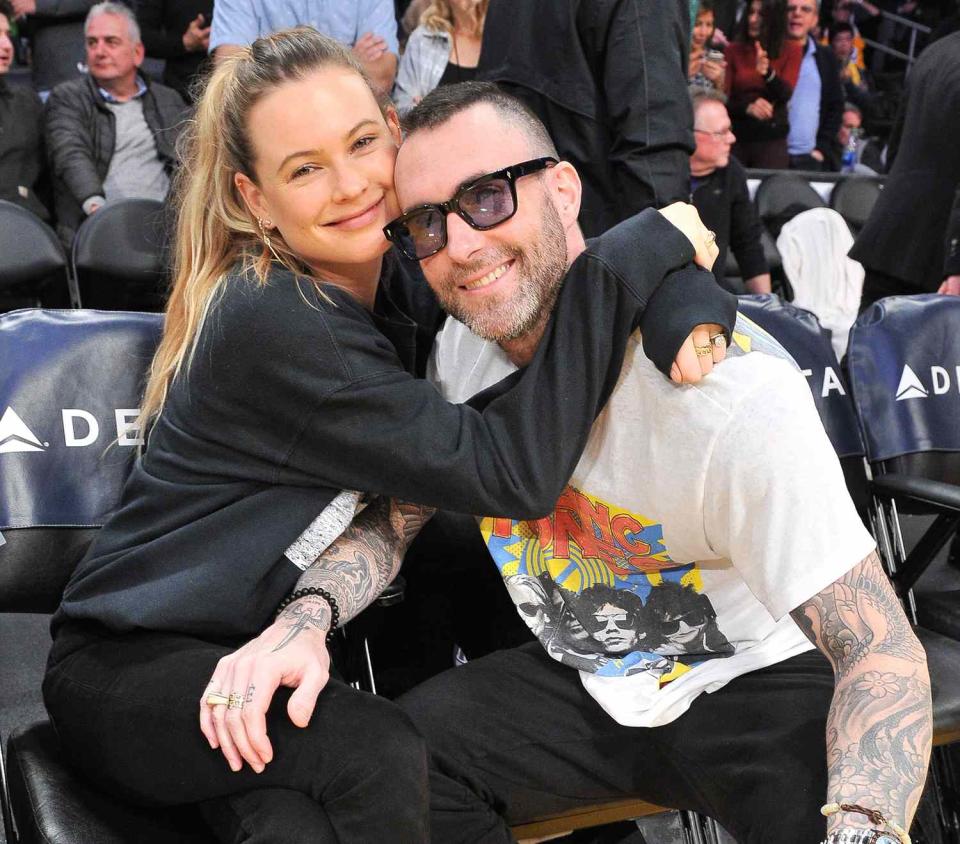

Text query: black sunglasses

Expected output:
[383,157,558,261]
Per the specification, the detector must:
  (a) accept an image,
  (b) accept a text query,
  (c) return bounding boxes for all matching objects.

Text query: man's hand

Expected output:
[938,274,960,295]
[352,31,388,65]
[810,149,825,162]
[746,97,774,121]
[182,13,211,53]
[11,0,35,17]
[87,203,102,215]
[199,596,332,773]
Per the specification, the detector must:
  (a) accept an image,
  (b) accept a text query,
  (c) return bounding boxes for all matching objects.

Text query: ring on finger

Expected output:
[205,692,230,707]
[709,334,727,351]
[694,345,713,358]
[705,229,717,245]
[227,692,245,710]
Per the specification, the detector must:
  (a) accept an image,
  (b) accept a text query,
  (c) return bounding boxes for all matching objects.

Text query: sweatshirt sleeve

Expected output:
[214,209,733,519]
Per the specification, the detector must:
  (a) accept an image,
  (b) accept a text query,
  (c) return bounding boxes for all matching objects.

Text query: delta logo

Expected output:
[0,406,143,454]
[894,365,960,402]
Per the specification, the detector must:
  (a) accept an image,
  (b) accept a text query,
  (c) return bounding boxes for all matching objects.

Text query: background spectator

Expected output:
[786,0,845,169]
[394,0,487,114]
[400,0,430,37]
[476,0,695,238]
[829,21,873,110]
[689,0,728,90]
[0,0,50,220]
[45,1,186,241]
[209,0,399,93]
[9,0,97,96]
[851,30,960,306]
[135,0,213,102]
[689,88,772,293]
[725,0,802,168]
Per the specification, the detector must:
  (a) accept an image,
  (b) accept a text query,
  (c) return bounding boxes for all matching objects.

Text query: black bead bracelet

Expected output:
[276,587,341,642]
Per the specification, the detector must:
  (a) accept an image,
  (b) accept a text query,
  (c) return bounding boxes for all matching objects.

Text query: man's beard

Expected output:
[434,192,568,343]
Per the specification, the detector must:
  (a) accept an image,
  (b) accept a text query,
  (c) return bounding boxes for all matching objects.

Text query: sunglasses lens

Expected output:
[401,208,445,260]
[460,177,515,227]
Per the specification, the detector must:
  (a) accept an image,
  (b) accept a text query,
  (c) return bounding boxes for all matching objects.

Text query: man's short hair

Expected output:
[402,81,559,159]
[843,102,862,118]
[690,85,728,116]
[85,1,141,43]
[831,21,855,38]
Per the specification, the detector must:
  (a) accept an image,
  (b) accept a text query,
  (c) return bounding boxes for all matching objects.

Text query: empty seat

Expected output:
[830,176,883,235]
[71,198,169,310]
[0,200,70,311]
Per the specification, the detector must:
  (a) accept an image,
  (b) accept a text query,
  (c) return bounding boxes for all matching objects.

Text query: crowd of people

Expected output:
[0,1,958,842]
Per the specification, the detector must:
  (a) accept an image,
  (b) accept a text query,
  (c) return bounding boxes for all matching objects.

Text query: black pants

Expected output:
[398,642,835,844]
[43,624,430,843]
[859,267,928,313]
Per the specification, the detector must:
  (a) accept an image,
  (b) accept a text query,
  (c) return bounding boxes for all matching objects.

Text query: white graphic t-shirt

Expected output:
[428,315,876,727]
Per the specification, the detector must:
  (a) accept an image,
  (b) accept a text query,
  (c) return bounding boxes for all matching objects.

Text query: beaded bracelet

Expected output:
[821,803,911,844]
[276,587,341,643]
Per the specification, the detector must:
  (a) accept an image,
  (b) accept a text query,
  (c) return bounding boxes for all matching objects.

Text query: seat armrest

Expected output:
[871,474,960,514]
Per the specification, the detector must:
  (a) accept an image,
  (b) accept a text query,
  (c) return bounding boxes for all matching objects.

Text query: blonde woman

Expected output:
[42,27,729,842]
[394,0,488,113]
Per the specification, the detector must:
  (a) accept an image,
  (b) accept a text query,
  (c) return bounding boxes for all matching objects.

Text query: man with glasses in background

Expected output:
[786,0,845,170]
[689,87,772,293]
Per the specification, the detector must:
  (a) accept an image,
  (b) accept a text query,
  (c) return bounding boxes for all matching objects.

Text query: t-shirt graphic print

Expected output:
[483,486,733,685]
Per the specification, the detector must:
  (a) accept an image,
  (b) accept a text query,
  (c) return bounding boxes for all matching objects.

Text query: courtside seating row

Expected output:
[1,297,958,842]
[725,171,883,288]
[0,199,169,314]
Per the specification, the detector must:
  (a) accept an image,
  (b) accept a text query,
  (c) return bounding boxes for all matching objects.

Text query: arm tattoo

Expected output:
[790,550,932,832]
[292,497,434,628]
[273,596,332,651]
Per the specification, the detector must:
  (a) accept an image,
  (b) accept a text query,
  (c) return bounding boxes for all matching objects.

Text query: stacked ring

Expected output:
[228,692,244,710]
[710,334,727,350]
[694,346,712,358]
[205,692,230,707]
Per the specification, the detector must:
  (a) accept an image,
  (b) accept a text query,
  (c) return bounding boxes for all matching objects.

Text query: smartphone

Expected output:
[706,49,725,63]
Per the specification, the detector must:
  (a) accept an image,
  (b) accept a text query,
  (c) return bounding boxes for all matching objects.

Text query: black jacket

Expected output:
[0,79,51,221]
[20,0,96,91]
[135,0,215,101]
[477,0,694,238]
[54,209,737,645]
[44,74,187,235]
[850,32,960,288]
[811,38,845,169]
[691,156,767,290]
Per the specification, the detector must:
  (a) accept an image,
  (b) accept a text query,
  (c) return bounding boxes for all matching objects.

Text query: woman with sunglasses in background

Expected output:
[44,27,732,842]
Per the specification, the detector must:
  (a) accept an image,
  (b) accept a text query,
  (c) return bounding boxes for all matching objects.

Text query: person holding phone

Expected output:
[724,0,802,168]
[135,0,213,101]
[689,1,727,91]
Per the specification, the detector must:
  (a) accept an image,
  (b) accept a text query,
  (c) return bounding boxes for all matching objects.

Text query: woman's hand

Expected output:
[754,41,770,76]
[746,97,774,121]
[199,596,332,773]
[657,202,720,271]
[702,57,726,85]
[671,323,728,384]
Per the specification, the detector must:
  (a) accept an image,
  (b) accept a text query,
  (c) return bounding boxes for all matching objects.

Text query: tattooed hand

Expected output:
[199,594,332,774]
[790,551,932,834]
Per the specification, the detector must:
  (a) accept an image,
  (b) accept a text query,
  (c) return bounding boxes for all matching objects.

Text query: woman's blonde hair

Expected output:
[421,0,489,37]
[140,27,382,431]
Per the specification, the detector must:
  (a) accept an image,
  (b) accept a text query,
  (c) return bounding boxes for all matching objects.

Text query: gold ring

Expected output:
[694,345,712,357]
[205,692,230,707]
[228,692,244,710]
[710,334,727,350]
[705,229,717,245]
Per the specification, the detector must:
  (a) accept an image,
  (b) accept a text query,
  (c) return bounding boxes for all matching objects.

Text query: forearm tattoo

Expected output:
[295,497,434,625]
[790,551,932,832]
[273,596,332,652]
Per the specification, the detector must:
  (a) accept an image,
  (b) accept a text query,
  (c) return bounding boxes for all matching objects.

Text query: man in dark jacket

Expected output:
[135,0,213,102]
[786,0,844,170]
[0,0,51,220]
[45,1,186,241]
[476,0,694,238]
[851,31,960,307]
[689,88,770,293]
